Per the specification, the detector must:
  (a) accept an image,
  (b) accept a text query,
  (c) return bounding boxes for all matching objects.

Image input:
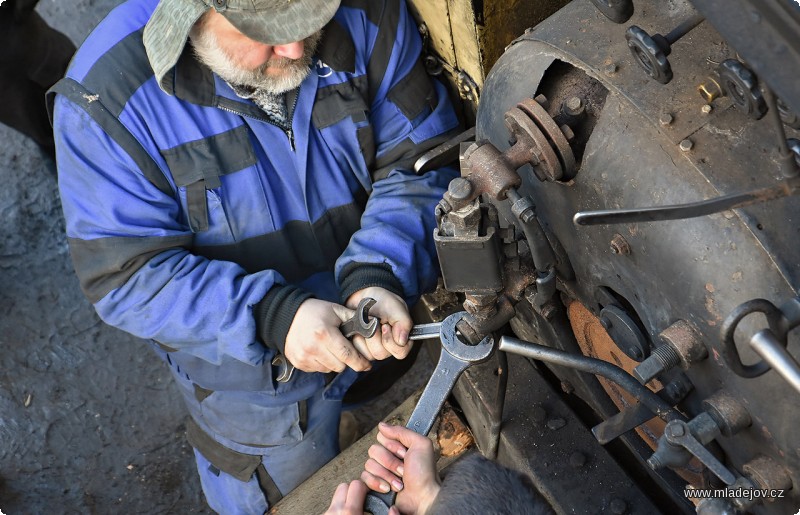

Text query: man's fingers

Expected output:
[350,335,376,361]
[361,469,391,494]
[365,327,392,360]
[378,422,433,450]
[326,482,349,512]
[375,432,408,459]
[328,335,371,371]
[368,444,405,476]
[381,324,413,360]
[345,480,367,509]
[364,458,404,492]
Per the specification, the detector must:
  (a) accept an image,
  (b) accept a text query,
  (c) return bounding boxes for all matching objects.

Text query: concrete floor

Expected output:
[0,1,430,512]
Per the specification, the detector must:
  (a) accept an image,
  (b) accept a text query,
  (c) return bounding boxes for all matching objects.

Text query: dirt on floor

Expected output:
[0,1,431,512]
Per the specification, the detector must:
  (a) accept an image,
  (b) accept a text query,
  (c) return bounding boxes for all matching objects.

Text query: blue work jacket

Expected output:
[51,0,459,448]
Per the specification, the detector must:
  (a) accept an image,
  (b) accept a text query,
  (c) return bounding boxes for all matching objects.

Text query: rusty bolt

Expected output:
[605,62,618,75]
[659,113,674,126]
[701,104,713,115]
[698,79,723,103]
[610,234,631,255]
[569,451,587,469]
[534,94,550,110]
[679,139,694,152]
[560,124,575,141]
[610,498,628,515]
[563,96,585,117]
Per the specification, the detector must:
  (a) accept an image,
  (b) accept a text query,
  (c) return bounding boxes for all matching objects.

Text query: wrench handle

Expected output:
[364,491,395,515]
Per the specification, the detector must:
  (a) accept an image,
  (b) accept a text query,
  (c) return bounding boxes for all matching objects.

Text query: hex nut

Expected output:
[660,113,674,126]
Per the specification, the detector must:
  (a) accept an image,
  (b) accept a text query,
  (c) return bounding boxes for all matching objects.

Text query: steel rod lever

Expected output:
[573,178,799,225]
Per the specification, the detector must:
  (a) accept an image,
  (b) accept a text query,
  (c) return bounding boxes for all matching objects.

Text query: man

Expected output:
[324,423,551,515]
[49,0,459,512]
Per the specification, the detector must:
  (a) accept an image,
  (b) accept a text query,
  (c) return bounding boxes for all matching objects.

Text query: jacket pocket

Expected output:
[200,391,303,447]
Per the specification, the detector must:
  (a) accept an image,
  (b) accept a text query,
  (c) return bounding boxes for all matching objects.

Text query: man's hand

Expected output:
[361,423,441,515]
[346,287,413,361]
[284,299,371,374]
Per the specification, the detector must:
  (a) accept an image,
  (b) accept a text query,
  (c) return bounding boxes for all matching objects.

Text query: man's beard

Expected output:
[189,26,321,94]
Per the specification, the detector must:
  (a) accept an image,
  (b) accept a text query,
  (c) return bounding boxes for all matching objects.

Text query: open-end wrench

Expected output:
[273,297,379,382]
[364,312,495,515]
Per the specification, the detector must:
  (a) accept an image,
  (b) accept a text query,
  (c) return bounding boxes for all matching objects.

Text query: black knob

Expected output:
[626,14,704,85]
[590,0,633,24]
[718,59,767,120]
[626,26,672,84]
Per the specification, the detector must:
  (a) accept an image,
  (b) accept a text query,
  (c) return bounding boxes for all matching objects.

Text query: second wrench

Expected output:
[364,312,495,514]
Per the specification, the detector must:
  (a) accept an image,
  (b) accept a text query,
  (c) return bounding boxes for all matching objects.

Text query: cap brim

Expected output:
[144,0,209,92]
[224,0,340,45]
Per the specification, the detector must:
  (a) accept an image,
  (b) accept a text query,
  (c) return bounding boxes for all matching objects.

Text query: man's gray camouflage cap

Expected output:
[144,0,340,89]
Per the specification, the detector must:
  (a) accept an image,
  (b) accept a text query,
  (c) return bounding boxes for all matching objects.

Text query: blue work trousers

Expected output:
[193,387,341,514]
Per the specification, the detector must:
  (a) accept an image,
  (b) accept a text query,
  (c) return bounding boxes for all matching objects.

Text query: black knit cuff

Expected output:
[338,262,404,303]
[254,285,314,354]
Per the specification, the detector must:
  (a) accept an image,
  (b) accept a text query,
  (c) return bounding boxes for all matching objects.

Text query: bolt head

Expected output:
[667,423,686,437]
[659,113,674,126]
[701,104,713,115]
[447,177,474,201]
[534,94,550,110]
[679,139,694,152]
[563,96,585,117]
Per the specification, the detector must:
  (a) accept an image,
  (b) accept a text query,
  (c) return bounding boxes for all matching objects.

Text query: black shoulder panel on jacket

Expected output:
[47,77,173,197]
[81,28,155,118]
[318,19,356,73]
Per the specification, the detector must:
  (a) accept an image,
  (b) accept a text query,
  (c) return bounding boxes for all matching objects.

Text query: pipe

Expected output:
[498,336,686,423]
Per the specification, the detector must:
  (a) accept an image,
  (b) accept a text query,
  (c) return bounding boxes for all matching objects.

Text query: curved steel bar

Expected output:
[498,336,686,423]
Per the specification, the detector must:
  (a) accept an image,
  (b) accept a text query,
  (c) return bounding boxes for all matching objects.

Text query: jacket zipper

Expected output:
[217,102,296,152]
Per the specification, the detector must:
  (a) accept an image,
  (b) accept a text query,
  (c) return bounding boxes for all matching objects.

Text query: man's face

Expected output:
[189,10,321,93]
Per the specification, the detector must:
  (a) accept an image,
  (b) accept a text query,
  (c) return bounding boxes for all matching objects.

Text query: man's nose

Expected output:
[273,41,304,60]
